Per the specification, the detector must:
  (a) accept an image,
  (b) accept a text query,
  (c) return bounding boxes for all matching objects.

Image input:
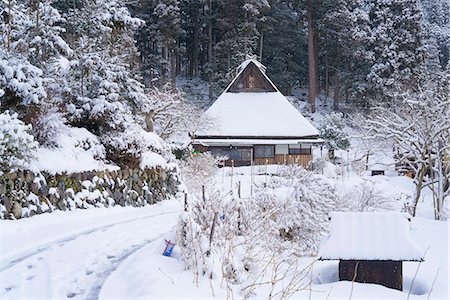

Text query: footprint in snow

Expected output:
[4,286,17,293]
[26,275,35,281]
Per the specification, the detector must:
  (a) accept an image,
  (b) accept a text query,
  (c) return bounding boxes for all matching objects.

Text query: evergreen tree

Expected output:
[262,1,307,95]
[366,0,426,106]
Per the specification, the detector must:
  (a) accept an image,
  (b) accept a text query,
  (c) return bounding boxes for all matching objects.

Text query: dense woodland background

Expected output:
[127,0,449,110]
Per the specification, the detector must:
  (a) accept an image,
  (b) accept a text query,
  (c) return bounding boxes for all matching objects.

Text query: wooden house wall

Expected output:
[254,154,312,169]
[339,260,403,291]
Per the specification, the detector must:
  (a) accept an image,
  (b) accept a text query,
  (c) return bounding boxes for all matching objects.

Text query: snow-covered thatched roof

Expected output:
[195,59,319,139]
[319,212,424,261]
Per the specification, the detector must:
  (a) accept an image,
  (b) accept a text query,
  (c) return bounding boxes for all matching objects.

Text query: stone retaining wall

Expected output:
[0,167,180,219]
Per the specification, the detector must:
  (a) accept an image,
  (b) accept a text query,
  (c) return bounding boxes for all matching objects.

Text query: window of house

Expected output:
[210,148,252,161]
[288,145,311,155]
[254,145,275,158]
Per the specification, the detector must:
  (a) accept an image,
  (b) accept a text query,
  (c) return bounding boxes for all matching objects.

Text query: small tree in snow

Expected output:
[145,85,213,141]
[252,165,342,254]
[319,112,351,160]
[0,111,37,173]
[363,85,449,220]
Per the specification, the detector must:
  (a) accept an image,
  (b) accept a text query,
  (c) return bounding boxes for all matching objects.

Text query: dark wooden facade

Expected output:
[228,62,276,93]
[339,260,403,291]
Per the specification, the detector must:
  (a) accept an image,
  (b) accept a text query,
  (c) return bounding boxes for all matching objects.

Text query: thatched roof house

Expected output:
[193,58,322,167]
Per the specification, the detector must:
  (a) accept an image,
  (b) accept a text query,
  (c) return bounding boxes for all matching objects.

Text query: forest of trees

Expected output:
[128,0,449,111]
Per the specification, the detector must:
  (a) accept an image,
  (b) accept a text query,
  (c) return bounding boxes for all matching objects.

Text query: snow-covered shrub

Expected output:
[343,181,394,212]
[319,112,350,160]
[177,171,315,298]
[179,152,220,195]
[102,125,166,168]
[32,106,67,147]
[252,165,341,254]
[0,111,38,173]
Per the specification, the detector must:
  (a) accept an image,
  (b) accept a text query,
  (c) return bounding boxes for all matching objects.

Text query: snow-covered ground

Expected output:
[2,165,447,299]
[0,200,181,299]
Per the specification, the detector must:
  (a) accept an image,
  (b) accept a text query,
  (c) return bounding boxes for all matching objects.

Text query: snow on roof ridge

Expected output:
[236,55,266,74]
[222,57,279,95]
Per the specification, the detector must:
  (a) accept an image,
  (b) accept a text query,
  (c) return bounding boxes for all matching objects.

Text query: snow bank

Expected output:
[30,127,118,174]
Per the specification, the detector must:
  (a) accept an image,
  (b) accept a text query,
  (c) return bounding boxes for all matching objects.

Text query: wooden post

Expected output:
[366,151,370,171]
[238,181,241,199]
[184,192,188,211]
[202,185,206,204]
[206,212,218,256]
[230,160,234,193]
[237,207,241,235]
[250,149,254,197]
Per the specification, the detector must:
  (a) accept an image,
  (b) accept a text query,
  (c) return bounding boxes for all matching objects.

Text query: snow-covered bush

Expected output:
[179,152,220,195]
[0,111,38,173]
[177,166,316,298]
[102,125,166,168]
[252,165,341,253]
[32,106,67,147]
[343,181,394,212]
[319,112,350,160]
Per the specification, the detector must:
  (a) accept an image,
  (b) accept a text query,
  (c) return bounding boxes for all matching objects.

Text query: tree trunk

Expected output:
[162,44,168,84]
[193,20,200,77]
[334,43,341,111]
[325,53,329,106]
[333,70,340,111]
[208,0,213,101]
[36,0,40,33]
[227,48,231,73]
[171,49,177,89]
[176,39,181,77]
[259,31,264,61]
[412,164,427,217]
[7,0,11,52]
[307,2,318,113]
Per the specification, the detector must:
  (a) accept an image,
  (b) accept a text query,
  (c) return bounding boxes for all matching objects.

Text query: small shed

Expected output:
[318,212,423,291]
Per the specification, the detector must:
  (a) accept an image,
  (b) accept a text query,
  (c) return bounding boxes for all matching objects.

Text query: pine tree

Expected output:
[262,1,307,95]
[367,0,426,106]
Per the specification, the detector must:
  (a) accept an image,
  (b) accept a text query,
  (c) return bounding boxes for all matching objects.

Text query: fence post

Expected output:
[184,192,188,211]
[238,181,241,198]
[202,185,206,204]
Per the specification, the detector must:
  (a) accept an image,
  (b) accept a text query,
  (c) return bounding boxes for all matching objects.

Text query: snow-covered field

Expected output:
[1,165,447,299]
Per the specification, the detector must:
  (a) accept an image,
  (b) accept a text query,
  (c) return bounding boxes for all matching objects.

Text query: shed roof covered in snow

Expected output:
[195,59,319,139]
[319,212,423,261]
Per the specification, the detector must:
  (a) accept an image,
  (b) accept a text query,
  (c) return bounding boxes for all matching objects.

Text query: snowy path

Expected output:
[0,200,181,299]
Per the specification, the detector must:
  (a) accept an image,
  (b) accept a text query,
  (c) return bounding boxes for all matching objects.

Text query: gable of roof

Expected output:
[319,212,423,261]
[195,58,319,139]
[227,61,276,93]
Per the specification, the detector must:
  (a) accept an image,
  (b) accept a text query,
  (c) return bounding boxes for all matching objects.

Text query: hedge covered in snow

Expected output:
[0,167,180,220]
